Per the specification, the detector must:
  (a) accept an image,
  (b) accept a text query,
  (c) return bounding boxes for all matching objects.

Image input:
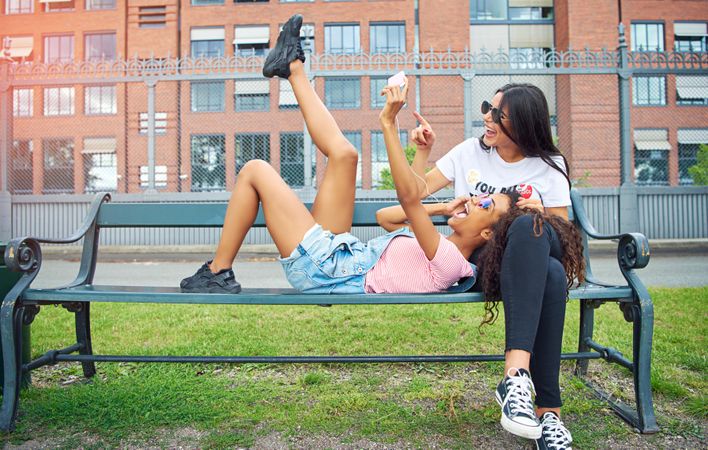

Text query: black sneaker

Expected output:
[180,262,242,294]
[262,14,305,78]
[495,367,542,439]
[536,412,573,450]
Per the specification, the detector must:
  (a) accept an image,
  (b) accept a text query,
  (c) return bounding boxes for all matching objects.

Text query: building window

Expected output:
[191,81,225,112]
[44,35,74,64]
[631,22,665,51]
[5,0,33,14]
[236,133,270,173]
[634,150,668,185]
[190,27,225,57]
[83,137,117,192]
[325,77,360,109]
[234,0,268,2]
[234,26,270,57]
[192,0,223,4]
[235,80,269,111]
[370,77,388,108]
[44,87,75,116]
[138,6,166,28]
[139,112,167,134]
[279,79,298,109]
[280,0,311,3]
[632,76,666,106]
[86,0,115,10]
[324,24,360,54]
[43,139,75,193]
[44,0,75,12]
[371,130,408,187]
[679,143,700,185]
[678,129,708,185]
[280,132,304,186]
[342,131,362,188]
[509,6,553,20]
[85,85,117,115]
[472,0,507,21]
[13,88,33,117]
[676,76,708,106]
[10,140,33,194]
[674,22,707,52]
[510,47,549,69]
[191,134,226,191]
[370,22,405,54]
[85,33,116,61]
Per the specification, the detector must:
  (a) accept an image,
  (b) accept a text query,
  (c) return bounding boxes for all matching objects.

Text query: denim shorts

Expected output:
[279,224,369,294]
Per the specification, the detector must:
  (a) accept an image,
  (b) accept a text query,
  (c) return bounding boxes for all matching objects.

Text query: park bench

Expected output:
[0,188,657,433]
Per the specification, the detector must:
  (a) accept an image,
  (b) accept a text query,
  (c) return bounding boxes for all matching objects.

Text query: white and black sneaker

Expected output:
[536,412,573,450]
[495,367,542,439]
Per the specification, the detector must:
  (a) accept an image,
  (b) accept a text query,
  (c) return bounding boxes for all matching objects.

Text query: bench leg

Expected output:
[0,302,23,432]
[575,299,595,377]
[629,300,659,433]
[74,303,96,378]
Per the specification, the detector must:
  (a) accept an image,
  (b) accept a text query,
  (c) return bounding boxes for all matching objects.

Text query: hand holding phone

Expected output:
[387,70,406,89]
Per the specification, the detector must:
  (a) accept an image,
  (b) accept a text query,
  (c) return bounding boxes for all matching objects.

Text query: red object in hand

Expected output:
[516,184,533,199]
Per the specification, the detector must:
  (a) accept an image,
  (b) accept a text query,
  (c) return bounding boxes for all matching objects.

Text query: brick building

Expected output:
[1,0,706,193]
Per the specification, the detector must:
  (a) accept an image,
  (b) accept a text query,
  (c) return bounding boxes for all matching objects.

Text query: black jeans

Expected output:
[499,214,567,408]
[469,216,567,406]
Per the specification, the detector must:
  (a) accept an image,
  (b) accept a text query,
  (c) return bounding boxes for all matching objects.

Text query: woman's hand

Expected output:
[379,78,409,126]
[410,111,436,153]
[516,197,545,213]
[443,196,470,216]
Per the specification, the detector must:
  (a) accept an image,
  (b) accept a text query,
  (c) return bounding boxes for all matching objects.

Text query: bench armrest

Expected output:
[570,189,650,274]
[3,193,111,288]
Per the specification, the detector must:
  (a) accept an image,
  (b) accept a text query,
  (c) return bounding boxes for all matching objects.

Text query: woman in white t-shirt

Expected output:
[407,84,575,448]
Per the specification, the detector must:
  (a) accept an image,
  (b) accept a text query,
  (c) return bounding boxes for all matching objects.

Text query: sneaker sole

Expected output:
[495,390,543,440]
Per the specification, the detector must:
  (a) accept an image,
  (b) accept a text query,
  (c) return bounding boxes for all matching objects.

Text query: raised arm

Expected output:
[379,80,440,260]
[376,196,469,232]
[409,111,453,198]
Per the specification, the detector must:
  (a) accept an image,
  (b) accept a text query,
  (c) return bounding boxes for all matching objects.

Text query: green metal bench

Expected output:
[0,188,658,433]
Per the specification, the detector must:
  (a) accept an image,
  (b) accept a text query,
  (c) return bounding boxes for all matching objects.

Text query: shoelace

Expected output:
[504,368,536,417]
[541,413,573,449]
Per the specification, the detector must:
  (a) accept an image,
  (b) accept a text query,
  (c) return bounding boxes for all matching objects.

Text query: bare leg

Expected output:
[288,60,358,234]
[211,159,316,271]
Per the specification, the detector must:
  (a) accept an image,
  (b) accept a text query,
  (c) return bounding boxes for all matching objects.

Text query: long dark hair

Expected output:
[479,207,586,326]
[480,83,571,188]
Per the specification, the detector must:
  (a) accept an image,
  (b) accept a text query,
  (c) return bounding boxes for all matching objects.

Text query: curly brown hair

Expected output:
[479,195,586,326]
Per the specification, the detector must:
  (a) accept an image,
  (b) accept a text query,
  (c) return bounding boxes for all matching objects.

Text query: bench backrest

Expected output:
[95,201,448,228]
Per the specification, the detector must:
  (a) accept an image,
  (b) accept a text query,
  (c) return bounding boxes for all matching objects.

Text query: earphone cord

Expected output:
[395,117,444,205]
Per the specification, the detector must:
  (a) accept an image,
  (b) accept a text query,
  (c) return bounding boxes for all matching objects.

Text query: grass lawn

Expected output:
[1,287,706,449]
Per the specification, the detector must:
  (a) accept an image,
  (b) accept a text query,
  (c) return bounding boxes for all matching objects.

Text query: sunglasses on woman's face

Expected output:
[475,194,494,210]
[481,100,508,124]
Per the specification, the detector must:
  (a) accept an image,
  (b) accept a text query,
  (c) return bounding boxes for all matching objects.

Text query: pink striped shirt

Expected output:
[364,234,475,294]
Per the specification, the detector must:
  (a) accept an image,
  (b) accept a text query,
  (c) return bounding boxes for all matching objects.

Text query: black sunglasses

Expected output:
[481,100,508,123]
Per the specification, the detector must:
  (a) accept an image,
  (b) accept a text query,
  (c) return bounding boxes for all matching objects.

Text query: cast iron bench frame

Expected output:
[0,188,658,433]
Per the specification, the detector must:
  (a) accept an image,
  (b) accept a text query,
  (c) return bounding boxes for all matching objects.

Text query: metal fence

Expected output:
[1,25,707,242]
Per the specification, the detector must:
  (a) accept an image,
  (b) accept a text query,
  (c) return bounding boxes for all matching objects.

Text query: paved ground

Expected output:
[34,248,708,289]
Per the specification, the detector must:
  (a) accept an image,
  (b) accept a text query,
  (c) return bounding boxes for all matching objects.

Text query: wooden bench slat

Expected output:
[23,284,633,305]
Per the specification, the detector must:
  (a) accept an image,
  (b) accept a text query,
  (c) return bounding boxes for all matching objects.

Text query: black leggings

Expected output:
[500,214,567,408]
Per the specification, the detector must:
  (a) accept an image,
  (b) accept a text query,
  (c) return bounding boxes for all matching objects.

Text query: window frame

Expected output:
[324,23,361,54]
[9,139,33,194]
[190,134,227,192]
[42,138,75,194]
[631,21,665,52]
[84,32,117,62]
[632,75,667,106]
[43,34,75,64]
[5,0,33,14]
[43,86,75,116]
[85,0,116,10]
[369,22,406,54]
[13,88,33,117]
[190,81,225,112]
[324,77,361,110]
[84,85,117,115]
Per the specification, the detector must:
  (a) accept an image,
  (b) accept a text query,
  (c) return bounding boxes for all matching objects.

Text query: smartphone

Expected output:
[387,70,406,89]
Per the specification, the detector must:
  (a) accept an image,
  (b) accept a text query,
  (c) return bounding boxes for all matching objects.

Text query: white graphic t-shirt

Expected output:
[435,137,571,207]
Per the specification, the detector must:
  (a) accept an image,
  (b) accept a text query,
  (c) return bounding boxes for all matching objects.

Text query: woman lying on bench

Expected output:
[180,14,516,296]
